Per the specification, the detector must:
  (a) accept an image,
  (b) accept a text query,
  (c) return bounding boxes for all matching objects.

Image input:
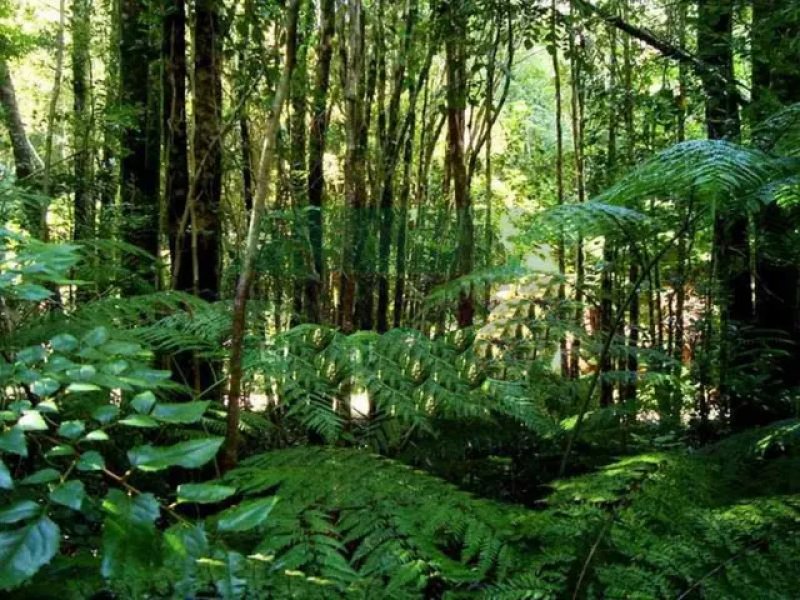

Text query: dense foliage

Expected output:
[2,0,800,597]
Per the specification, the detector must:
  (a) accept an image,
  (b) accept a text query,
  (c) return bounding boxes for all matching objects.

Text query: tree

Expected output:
[442,0,474,328]
[305,0,335,323]
[119,0,161,292]
[191,0,223,302]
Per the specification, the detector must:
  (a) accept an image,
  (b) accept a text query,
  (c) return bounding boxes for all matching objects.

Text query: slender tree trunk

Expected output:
[290,3,313,327]
[340,0,368,332]
[443,0,474,328]
[550,0,568,377]
[0,59,44,231]
[72,0,93,243]
[42,0,67,241]
[569,10,586,380]
[164,0,190,292]
[223,0,300,471]
[305,0,335,323]
[377,0,417,333]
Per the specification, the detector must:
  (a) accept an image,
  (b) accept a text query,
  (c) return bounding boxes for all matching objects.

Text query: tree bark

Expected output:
[305,0,335,324]
[0,58,44,232]
[119,0,161,292]
[164,0,191,292]
[443,0,474,328]
[752,0,800,396]
[192,0,223,302]
[223,0,300,471]
[697,0,751,428]
[72,0,93,243]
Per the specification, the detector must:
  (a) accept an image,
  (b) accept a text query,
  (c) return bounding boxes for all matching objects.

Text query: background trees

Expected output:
[2,0,800,596]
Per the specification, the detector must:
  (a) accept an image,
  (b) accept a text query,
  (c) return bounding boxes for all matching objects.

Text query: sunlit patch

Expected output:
[349,388,370,419]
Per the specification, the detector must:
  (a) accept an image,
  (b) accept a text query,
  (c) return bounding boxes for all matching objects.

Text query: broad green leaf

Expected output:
[82,430,109,442]
[177,483,237,505]
[44,444,75,458]
[101,341,143,356]
[36,399,58,414]
[16,346,46,365]
[17,411,48,432]
[30,378,59,397]
[128,437,224,471]
[66,382,101,393]
[77,450,105,472]
[101,490,160,580]
[72,365,97,381]
[0,428,27,456]
[57,420,85,439]
[92,404,119,424]
[49,480,85,510]
[130,391,156,414]
[0,459,11,489]
[216,497,278,532]
[0,517,60,589]
[82,327,109,347]
[21,469,60,485]
[0,501,41,524]
[119,414,159,428]
[50,334,78,352]
[152,401,209,424]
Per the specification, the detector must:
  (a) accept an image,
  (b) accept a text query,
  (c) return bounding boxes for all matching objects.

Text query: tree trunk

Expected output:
[289,4,312,327]
[164,0,191,292]
[752,0,800,398]
[0,59,43,231]
[119,0,161,292]
[223,0,300,471]
[72,0,93,244]
[443,0,473,328]
[305,0,335,324]
[697,0,751,427]
[340,0,368,333]
[192,0,223,302]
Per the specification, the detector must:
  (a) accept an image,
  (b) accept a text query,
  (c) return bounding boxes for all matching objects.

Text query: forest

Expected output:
[1,0,800,597]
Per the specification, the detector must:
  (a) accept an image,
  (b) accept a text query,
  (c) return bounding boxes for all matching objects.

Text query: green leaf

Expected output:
[77,451,105,472]
[130,391,156,414]
[119,414,159,428]
[0,428,27,456]
[21,469,60,485]
[36,399,58,414]
[45,444,75,458]
[50,334,78,352]
[16,346,46,365]
[50,480,85,510]
[152,401,209,424]
[82,327,109,347]
[0,501,41,524]
[82,430,110,442]
[66,382,102,393]
[17,411,48,432]
[177,483,237,505]
[217,497,278,532]
[101,341,143,356]
[57,420,85,439]
[30,378,59,397]
[128,437,224,472]
[101,490,161,580]
[0,459,12,490]
[92,404,119,424]
[0,517,60,589]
